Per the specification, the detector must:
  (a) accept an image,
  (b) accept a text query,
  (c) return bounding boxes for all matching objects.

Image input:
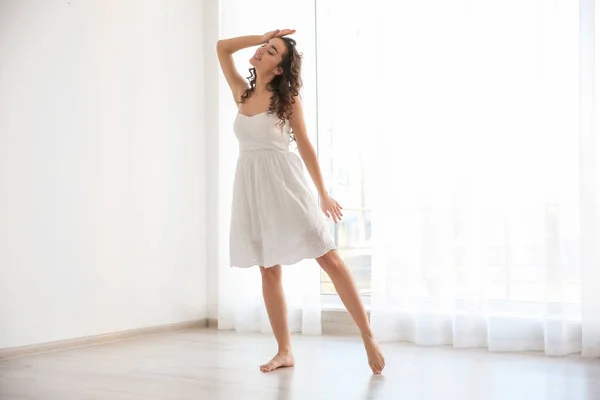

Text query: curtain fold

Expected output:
[369,0,599,356]
[580,0,600,357]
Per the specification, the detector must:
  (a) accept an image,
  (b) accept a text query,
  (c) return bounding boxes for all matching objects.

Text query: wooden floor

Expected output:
[1,328,599,400]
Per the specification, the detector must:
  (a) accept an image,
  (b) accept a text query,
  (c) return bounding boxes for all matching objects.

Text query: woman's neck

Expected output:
[255,73,274,95]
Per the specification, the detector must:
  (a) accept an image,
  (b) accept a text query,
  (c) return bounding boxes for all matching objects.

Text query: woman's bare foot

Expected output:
[363,337,385,374]
[259,351,295,373]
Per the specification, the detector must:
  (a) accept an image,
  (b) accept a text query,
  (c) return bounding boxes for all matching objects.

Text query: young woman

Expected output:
[216,29,385,374]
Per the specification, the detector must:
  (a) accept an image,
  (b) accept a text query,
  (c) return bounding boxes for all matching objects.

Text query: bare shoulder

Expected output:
[290,96,305,122]
[289,96,309,142]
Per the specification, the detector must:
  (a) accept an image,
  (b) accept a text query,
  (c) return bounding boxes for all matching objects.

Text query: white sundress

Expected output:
[229,110,336,268]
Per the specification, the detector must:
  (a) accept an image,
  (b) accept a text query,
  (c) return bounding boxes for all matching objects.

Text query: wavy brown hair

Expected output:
[240,37,302,140]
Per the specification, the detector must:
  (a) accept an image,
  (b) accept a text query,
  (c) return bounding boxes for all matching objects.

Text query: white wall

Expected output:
[203,0,220,320]
[0,0,207,349]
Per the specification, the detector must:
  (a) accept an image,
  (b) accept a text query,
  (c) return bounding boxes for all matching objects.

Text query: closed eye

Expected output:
[262,41,278,56]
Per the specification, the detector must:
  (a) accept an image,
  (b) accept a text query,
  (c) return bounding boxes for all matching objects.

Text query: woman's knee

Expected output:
[260,264,282,282]
[317,250,345,275]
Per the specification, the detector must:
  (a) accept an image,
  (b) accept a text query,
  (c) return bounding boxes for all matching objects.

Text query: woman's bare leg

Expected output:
[259,265,295,372]
[316,250,385,374]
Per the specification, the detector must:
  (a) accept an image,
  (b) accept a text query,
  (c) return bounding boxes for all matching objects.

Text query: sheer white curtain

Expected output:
[215,0,322,334]
[369,0,600,357]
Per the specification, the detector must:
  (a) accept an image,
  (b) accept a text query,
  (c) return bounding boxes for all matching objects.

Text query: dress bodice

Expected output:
[233,111,292,152]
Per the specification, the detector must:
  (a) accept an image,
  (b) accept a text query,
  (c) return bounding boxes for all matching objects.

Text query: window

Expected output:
[314,0,584,311]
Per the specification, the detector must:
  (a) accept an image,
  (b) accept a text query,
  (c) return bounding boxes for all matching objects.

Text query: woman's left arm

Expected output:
[290,98,343,223]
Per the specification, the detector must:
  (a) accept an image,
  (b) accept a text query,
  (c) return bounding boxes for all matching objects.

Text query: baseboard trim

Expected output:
[0,318,209,361]
[0,311,363,361]
[322,309,369,336]
[207,311,362,335]
[207,318,218,328]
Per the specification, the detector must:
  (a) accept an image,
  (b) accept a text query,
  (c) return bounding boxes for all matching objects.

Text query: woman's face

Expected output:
[249,38,287,75]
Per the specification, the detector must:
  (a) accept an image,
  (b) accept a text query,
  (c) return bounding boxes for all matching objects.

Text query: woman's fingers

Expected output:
[264,29,279,40]
[324,202,342,223]
[332,202,342,220]
[326,206,336,222]
[321,197,343,223]
[276,29,296,37]
[331,206,342,223]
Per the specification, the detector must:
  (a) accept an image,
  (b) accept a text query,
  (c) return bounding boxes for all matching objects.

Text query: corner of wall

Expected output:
[203,0,221,320]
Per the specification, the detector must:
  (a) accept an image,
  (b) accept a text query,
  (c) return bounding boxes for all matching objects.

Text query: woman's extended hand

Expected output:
[320,193,343,223]
[262,29,296,42]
